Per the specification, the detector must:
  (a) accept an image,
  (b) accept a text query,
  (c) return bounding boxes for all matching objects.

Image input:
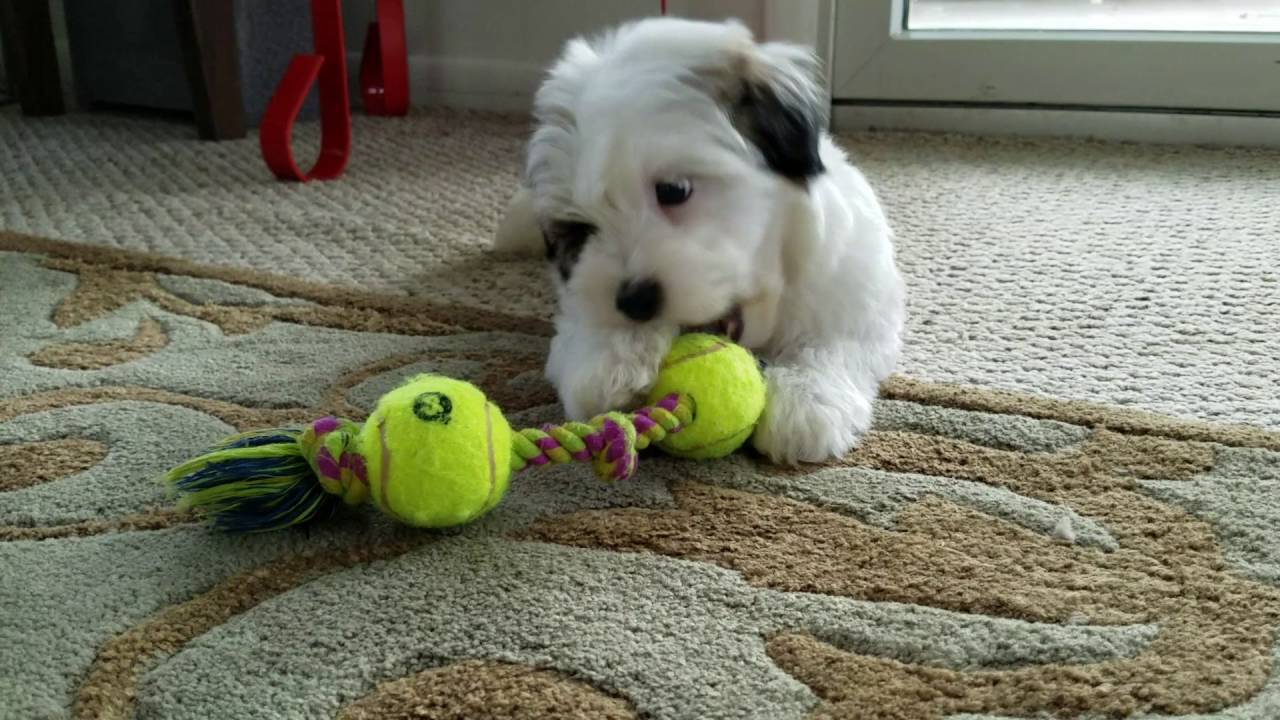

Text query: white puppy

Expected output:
[496,17,905,464]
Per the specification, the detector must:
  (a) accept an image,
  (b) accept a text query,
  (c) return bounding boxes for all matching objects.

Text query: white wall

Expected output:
[341,0,770,111]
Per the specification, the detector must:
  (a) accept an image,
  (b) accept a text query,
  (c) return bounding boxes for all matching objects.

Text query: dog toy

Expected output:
[165,334,766,532]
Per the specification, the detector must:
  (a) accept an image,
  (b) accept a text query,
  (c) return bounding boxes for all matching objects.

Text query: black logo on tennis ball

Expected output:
[412,392,452,425]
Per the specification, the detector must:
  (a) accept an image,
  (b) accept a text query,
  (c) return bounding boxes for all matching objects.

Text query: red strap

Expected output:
[259,0,351,182]
[360,0,409,116]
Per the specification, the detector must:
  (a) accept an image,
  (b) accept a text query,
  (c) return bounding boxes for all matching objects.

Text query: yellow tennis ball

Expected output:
[646,333,766,459]
[359,375,512,528]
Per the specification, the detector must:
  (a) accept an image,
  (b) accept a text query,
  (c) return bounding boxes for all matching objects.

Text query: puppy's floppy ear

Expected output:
[542,220,596,283]
[732,41,826,182]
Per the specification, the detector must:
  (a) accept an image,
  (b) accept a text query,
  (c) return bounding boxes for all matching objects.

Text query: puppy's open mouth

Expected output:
[683,304,744,343]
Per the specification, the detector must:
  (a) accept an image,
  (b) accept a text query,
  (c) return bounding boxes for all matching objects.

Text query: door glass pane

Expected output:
[907,0,1280,32]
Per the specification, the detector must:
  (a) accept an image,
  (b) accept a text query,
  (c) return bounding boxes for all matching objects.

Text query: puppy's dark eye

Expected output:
[655,179,692,207]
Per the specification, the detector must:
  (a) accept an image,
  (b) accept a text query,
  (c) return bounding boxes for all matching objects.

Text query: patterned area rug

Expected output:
[3,231,1279,720]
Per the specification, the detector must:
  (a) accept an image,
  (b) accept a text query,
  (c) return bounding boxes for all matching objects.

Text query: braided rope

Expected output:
[510,393,691,482]
[298,416,369,505]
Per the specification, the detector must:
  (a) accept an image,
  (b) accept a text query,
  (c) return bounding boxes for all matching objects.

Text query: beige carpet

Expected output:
[2,107,1277,429]
[2,107,1280,719]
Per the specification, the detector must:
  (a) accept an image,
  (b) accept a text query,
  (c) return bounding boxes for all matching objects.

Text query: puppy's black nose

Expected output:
[615,278,663,322]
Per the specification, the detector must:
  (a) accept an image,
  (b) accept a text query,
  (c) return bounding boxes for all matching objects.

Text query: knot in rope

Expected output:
[509,394,690,482]
[299,416,368,505]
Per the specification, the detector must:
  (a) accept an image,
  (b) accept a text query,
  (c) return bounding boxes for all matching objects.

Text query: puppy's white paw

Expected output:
[752,362,873,465]
[493,186,543,256]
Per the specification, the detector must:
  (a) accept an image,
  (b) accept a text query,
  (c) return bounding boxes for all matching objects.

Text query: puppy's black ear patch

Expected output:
[736,81,824,183]
[543,221,595,282]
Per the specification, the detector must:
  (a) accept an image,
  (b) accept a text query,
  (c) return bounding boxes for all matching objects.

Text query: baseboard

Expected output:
[833,104,1280,147]
[349,53,541,113]
[343,54,1280,148]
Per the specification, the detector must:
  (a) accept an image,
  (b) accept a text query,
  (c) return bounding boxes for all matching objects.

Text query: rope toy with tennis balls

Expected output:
[165,334,766,532]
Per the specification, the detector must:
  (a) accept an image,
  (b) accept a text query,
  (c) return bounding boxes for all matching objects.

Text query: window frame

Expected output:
[829,0,1280,115]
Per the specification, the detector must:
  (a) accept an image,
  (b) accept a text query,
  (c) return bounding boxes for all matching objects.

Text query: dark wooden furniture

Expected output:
[0,0,246,139]
[0,0,67,115]
[172,0,246,139]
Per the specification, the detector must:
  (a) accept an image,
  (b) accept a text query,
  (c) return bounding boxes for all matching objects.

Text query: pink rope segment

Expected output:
[509,394,690,482]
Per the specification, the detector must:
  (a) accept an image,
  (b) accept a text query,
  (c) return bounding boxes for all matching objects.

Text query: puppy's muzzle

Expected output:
[684,304,745,343]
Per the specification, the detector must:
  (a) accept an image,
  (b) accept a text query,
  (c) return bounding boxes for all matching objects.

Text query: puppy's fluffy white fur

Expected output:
[496,18,905,464]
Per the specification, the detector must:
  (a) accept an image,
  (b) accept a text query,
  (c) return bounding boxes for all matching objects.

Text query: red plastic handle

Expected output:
[259,0,351,182]
[360,0,409,116]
